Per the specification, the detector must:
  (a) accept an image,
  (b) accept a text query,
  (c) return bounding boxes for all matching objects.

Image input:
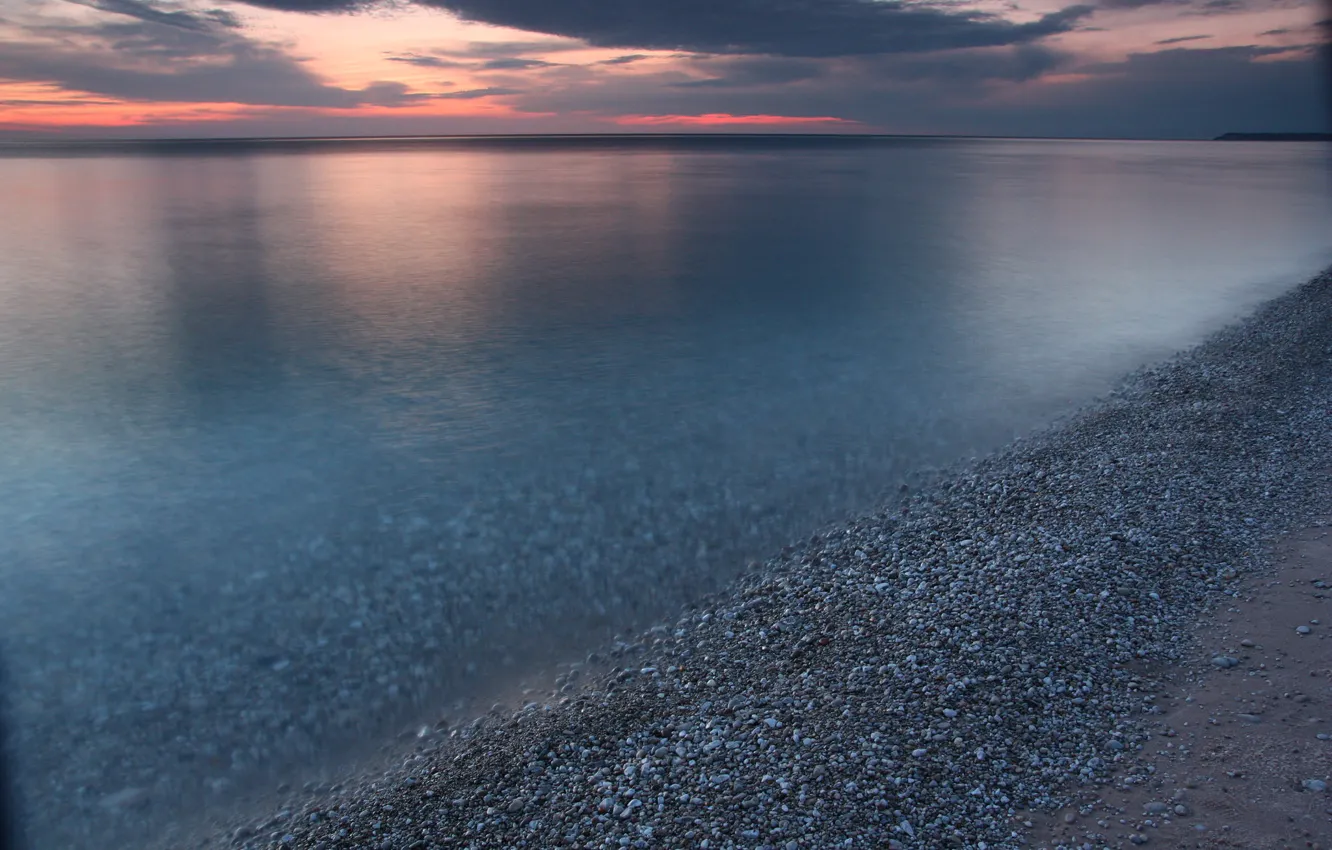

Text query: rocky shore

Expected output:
[197,268,1332,850]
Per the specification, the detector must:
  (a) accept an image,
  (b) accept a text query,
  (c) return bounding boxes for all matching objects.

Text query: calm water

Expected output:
[1,136,1329,846]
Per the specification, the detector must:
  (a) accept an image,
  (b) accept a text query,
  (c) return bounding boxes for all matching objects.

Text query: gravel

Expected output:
[178,268,1332,850]
[7,291,985,850]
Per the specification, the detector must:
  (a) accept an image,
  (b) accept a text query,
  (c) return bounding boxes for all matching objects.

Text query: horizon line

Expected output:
[0,130,1324,148]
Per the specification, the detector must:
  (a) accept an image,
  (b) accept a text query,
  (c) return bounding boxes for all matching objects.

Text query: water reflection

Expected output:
[0,138,1328,849]
[156,156,283,417]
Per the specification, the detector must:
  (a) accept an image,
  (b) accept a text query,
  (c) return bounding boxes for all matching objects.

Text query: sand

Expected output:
[1024,520,1332,849]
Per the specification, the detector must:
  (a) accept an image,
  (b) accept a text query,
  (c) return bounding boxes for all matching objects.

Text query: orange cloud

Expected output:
[612,113,858,127]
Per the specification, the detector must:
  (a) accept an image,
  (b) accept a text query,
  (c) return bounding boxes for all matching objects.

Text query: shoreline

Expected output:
[190,267,1332,850]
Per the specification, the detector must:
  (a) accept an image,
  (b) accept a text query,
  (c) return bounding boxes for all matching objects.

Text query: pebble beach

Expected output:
[177,267,1332,850]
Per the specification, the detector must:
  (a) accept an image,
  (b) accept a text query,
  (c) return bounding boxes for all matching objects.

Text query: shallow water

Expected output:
[0,136,1328,845]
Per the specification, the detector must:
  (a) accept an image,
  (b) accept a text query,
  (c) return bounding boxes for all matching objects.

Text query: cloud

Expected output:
[0,0,441,107]
[388,52,460,67]
[1078,43,1290,72]
[1155,34,1212,43]
[496,41,1324,139]
[669,56,826,88]
[434,86,522,98]
[67,0,239,31]
[381,40,582,72]
[1188,0,1247,13]
[1258,27,1290,34]
[870,43,1071,84]
[1092,0,1183,9]
[613,112,856,126]
[0,97,122,106]
[447,39,587,57]
[216,0,372,9]
[477,57,557,70]
[384,52,466,68]
[8,0,1322,141]
[230,0,1098,58]
[357,80,454,104]
[8,38,1320,140]
[1088,0,1312,13]
[956,46,1328,137]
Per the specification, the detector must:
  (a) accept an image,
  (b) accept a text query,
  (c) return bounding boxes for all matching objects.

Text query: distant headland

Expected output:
[1214,132,1332,141]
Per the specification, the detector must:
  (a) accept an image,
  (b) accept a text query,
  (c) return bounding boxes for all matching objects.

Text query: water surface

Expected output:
[0,136,1328,846]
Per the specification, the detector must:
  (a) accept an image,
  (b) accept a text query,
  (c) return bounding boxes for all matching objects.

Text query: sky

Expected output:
[0,0,1327,138]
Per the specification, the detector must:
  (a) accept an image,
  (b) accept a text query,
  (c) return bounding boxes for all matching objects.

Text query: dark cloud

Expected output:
[357,80,455,104]
[5,0,1320,141]
[203,8,243,27]
[671,47,1065,91]
[218,0,373,10]
[496,43,1324,139]
[67,0,237,31]
[1259,27,1290,34]
[1155,34,1212,43]
[380,40,583,71]
[384,53,465,67]
[8,39,1319,140]
[446,40,586,57]
[1087,0,1297,14]
[951,46,1328,137]
[0,1,442,107]
[230,0,1098,58]
[874,43,1070,83]
[433,86,522,98]
[1092,0,1185,10]
[477,57,557,70]
[1189,0,1247,13]
[669,56,825,88]
[1078,43,1289,73]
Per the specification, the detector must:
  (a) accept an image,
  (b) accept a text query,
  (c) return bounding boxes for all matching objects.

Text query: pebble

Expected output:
[1210,656,1239,669]
[1303,779,1328,793]
[193,270,1332,850]
[1296,625,1312,635]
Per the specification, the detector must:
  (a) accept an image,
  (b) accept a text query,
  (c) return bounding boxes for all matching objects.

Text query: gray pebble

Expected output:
[176,269,1332,850]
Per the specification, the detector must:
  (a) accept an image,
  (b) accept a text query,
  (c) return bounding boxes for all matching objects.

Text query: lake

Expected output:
[0,135,1328,847]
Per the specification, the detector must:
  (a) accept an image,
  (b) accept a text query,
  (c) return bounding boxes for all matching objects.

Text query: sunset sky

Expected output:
[0,0,1327,138]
